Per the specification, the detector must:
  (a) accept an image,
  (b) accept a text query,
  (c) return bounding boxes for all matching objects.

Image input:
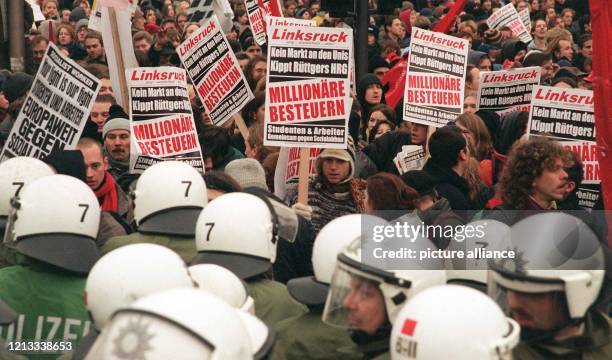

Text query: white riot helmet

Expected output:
[237,311,276,360]
[446,220,512,292]
[0,157,53,231]
[132,161,207,236]
[191,192,297,279]
[86,244,195,330]
[189,264,255,314]
[287,214,364,306]
[488,213,606,340]
[4,175,100,273]
[322,215,447,331]
[391,285,520,360]
[85,288,253,360]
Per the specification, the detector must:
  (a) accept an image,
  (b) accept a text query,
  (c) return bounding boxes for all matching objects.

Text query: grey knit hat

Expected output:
[102,105,130,138]
[224,159,268,191]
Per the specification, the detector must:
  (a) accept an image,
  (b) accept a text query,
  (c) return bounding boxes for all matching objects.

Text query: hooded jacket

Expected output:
[357,74,385,120]
[422,160,472,221]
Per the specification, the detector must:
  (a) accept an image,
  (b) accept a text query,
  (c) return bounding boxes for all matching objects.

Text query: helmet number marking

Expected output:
[204,222,215,242]
[78,204,89,222]
[181,180,192,197]
[11,182,25,197]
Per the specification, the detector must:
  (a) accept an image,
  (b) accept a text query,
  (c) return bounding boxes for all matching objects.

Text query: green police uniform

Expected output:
[272,309,361,360]
[513,310,612,359]
[101,233,197,263]
[0,257,91,360]
[246,278,307,327]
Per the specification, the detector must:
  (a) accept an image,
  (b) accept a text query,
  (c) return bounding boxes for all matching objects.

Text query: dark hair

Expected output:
[500,137,568,209]
[522,51,552,67]
[551,76,577,88]
[241,92,266,127]
[368,119,396,144]
[95,93,116,105]
[367,173,418,211]
[428,126,466,167]
[244,55,267,91]
[199,126,231,168]
[564,150,583,188]
[235,52,250,61]
[578,33,592,49]
[203,170,242,193]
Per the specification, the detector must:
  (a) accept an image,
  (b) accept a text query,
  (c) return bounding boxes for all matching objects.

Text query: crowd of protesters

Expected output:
[0,0,609,359]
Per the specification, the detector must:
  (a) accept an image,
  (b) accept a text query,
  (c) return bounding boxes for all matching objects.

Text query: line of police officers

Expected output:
[0,156,609,359]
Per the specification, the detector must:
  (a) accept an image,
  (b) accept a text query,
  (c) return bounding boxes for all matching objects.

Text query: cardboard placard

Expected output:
[487,3,532,43]
[263,25,353,148]
[476,67,541,116]
[403,28,469,127]
[178,16,253,126]
[127,67,204,173]
[0,43,100,162]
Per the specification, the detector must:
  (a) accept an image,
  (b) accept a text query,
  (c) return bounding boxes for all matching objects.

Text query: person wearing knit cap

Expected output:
[483,29,502,47]
[368,55,390,80]
[69,6,86,27]
[291,140,366,235]
[102,105,133,191]
[1,73,33,104]
[224,158,269,191]
[357,74,385,122]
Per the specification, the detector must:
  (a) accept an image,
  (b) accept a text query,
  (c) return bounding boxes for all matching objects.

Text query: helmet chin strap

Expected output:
[519,317,584,343]
[349,320,392,346]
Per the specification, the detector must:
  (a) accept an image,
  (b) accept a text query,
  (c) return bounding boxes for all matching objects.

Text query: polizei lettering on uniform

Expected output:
[271,28,348,43]
[130,69,186,82]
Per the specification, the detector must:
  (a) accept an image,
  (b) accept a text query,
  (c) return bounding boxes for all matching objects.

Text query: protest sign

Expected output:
[246,0,267,45]
[178,16,253,127]
[264,25,353,148]
[560,141,600,209]
[487,3,532,43]
[274,147,320,201]
[528,86,595,142]
[258,0,283,18]
[519,8,531,32]
[476,67,541,116]
[394,145,426,175]
[127,67,204,173]
[403,28,469,127]
[187,0,234,32]
[267,16,316,28]
[0,43,100,162]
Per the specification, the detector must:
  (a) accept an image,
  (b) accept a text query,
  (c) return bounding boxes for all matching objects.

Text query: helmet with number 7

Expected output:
[132,161,207,236]
[0,157,54,233]
[390,285,520,360]
[192,192,288,279]
[4,174,100,273]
